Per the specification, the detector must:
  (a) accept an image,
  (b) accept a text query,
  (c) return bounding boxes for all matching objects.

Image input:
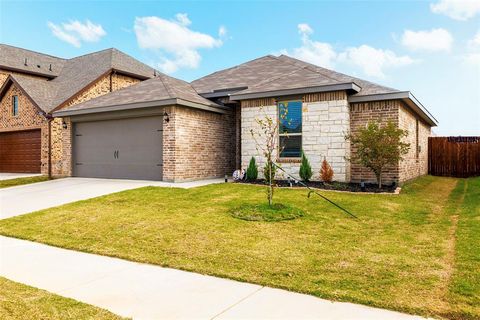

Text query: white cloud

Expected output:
[48,20,106,47]
[134,15,223,73]
[464,30,480,65]
[297,23,313,35]
[468,30,480,48]
[175,13,191,27]
[218,25,227,37]
[280,23,337,68]
[338,45,415,78]
[463,53,480,65]
[401,28,453,52]
[281,23,415,78]
[431,0,480,21]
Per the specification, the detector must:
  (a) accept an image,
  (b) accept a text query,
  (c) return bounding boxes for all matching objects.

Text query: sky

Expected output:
[0,0,479,135]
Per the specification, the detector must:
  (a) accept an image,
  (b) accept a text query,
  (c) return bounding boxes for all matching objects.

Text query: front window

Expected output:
[278,100,302,158]
[12,95,19,116]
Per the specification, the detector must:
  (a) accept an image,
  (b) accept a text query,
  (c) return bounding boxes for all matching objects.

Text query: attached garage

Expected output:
[54,74,230,182]
[0,129,41,173]
[73,116,163,180]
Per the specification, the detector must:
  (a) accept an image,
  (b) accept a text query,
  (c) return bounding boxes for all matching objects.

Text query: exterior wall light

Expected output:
[62,120,68,129]
[163,111,170,123]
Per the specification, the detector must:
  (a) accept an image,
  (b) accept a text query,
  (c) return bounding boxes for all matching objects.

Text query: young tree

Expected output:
[299,152,313,182]
[250,106,285,206]
[320,157,334,183]
[345,120,410,188]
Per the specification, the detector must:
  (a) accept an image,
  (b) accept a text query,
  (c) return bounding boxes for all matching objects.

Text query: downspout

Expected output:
[46,113,53,179]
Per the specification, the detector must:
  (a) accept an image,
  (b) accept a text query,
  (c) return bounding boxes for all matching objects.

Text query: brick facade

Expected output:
[398,104,430,181]
[0,82,49,174]
[350,100,431,184]
[163,105,236,182]
[350,100,400,184]
[0,70,142,176]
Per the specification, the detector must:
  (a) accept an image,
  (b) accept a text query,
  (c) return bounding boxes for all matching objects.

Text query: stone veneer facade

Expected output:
[162,105,236,182]
[241,91,351,182]
[0,70,143,176]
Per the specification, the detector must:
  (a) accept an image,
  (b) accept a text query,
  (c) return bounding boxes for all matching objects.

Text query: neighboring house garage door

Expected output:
[73,116,163,180]
[0,129,41,173]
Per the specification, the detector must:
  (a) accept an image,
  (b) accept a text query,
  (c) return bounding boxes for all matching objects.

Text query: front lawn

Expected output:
[0,277,124,320]
[0,176,50,189]
[0,176,478,319]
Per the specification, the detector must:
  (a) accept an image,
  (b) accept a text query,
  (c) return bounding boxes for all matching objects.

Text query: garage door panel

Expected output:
[73,116,163,180]
[0,130,41,173]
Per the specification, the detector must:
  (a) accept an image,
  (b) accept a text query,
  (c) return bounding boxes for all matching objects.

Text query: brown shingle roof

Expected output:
[191,54,399,97]
[191,55,305,94]
[0,44,66,78]
[276,55,398,96]
[55,74,220,115]
[0,45,156,113]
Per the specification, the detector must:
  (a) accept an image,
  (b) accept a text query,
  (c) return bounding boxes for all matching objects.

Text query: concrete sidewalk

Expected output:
[0,177,224,219]
[0,172,43,180]
[0,236,426,319]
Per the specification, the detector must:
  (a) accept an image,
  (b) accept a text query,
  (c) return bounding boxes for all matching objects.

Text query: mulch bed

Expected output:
[236,179,397,193]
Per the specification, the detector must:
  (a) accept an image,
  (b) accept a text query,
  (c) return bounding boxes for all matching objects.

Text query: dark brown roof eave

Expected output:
[53,98,227,117]
[0,65,57,79]
[348,91,438,127]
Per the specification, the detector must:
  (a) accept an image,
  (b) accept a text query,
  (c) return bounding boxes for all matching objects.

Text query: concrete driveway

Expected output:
[0,173,43,180]
[0,177,224,219]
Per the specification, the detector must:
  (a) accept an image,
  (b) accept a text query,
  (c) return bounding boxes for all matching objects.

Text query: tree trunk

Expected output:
[376,170,383,189]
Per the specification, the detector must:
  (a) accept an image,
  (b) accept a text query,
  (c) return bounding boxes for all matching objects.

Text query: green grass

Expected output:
[0,176,50,189]
[0,277,124,320]
[230,203,304,221]
[0,175,478,319]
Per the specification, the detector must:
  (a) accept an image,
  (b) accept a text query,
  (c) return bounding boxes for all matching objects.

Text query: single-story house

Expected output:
[1,44,438,183]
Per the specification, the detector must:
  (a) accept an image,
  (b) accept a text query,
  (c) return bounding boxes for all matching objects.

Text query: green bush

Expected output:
[246,157,258,181]
[299,152,313,182]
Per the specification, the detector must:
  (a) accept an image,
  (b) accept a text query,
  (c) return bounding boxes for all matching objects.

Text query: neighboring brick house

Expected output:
[1,44,437,184]
[0,44,155,175]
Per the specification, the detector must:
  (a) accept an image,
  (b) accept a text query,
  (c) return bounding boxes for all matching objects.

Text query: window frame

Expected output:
[277,99,303,159]
[12,95,19,117]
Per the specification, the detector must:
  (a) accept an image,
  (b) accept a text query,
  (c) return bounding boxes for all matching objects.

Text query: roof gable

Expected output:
[53,74,223,117]
[0,45,156,113]
[0,75,49,117]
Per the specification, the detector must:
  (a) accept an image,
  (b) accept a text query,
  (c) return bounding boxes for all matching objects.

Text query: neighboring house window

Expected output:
[278,100,302,158]
[12,95,19,116]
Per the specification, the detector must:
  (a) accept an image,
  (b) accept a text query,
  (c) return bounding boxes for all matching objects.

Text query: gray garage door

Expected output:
[73,116,163,180]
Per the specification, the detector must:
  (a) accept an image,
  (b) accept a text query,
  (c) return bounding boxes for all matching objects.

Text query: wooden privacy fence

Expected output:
[428,137,480,177]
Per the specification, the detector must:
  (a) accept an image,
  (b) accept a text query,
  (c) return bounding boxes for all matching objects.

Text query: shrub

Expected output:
[320,157,334,183]
[299,152,313,182]
[345,120,409,188]
[246,157,258,181]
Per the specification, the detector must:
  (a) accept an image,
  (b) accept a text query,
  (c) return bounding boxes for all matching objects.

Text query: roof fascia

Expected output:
[348,91,438,126]
[230,83,360,100]
[53,98,227,117]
